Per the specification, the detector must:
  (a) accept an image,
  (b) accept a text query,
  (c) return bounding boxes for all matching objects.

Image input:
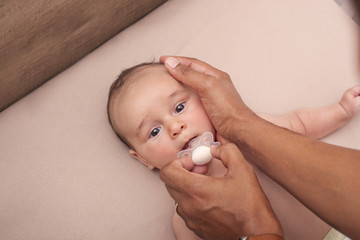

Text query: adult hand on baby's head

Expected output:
[160,56,256,143]
[160,143,283,240]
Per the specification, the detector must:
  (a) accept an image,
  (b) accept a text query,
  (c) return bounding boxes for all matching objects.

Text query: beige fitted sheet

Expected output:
[0,0,359,239]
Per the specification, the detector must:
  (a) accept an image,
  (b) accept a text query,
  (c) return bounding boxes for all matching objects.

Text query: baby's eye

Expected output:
[175,102,186,114]
[149,127,161,138]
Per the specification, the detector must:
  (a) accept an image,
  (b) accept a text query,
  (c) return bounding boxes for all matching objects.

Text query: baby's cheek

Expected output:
[191,104,214,129]
[149,146,178,168]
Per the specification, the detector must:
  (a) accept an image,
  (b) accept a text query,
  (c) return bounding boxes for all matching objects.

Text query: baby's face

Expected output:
[110,65,215,169]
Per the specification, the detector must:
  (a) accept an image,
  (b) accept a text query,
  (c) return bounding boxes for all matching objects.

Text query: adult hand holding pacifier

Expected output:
[160,143,283,240]
[159,56,257,143]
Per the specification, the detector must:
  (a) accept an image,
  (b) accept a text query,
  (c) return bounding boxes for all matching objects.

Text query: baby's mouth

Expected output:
[182,136,198,150]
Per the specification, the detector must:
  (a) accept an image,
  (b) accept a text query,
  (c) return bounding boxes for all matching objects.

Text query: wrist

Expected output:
[241,208,283,238]
[338,101,354,120]
[240,233,284,240]
[230,109,269,153]
[239,184,283,238]
[228,106,259,143]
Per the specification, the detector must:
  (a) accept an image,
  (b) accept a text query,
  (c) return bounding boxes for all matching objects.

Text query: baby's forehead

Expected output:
[114,64,182,104]
[131,64,169,80]
[125,64,179,92]
[115,64,169,96]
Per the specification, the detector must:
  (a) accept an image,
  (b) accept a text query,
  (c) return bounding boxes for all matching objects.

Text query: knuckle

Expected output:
[203,76,217,89]
[223,142,236,151]
[221,143,240,157]
[203,78,214,89]
[222,71,230,79]
[181,65,192,77]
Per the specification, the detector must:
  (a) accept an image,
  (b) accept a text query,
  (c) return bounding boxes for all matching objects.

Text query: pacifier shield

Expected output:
[177,132,220,165]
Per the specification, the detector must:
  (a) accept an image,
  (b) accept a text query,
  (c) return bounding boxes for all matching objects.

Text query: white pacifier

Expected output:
[177,132,221,165]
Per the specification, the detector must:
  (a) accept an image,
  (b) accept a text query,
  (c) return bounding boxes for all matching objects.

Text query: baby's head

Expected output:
[107,62,215,170]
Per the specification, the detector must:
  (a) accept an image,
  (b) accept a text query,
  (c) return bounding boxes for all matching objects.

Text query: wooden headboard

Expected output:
[0,0,166,111]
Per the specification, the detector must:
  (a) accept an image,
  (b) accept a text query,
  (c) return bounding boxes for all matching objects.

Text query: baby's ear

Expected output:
[129,149,155,170]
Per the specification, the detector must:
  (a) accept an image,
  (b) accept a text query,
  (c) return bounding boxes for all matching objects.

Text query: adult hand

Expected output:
[160,56,257,143]
[160,143,283,240]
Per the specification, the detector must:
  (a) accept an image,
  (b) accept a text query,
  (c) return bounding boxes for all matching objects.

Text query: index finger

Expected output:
[160,56,219,94]
[160,56,222,79]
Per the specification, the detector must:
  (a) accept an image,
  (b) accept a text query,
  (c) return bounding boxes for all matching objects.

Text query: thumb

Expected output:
[211,143,249,176]
[162,57,216,93]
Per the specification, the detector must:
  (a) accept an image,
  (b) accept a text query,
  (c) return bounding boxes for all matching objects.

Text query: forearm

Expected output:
[258,103,349,139]
[232,113,360,239]
[293,103,349,138]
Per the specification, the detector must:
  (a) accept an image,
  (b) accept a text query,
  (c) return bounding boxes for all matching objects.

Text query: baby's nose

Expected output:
[169,120,185,138]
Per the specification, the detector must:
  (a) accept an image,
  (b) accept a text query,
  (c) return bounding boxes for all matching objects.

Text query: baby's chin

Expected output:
[191,163,209,175]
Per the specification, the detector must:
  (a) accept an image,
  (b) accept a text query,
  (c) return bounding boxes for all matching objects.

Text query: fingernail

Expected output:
[165,57,179,68]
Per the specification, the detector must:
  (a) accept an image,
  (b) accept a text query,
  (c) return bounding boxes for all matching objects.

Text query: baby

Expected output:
[107,62,360,240]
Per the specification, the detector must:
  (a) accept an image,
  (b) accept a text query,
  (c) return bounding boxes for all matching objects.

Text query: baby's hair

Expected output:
[107,61,163,149]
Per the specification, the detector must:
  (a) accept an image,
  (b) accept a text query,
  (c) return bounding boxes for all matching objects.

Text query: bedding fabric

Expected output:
[0,0,359,239]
